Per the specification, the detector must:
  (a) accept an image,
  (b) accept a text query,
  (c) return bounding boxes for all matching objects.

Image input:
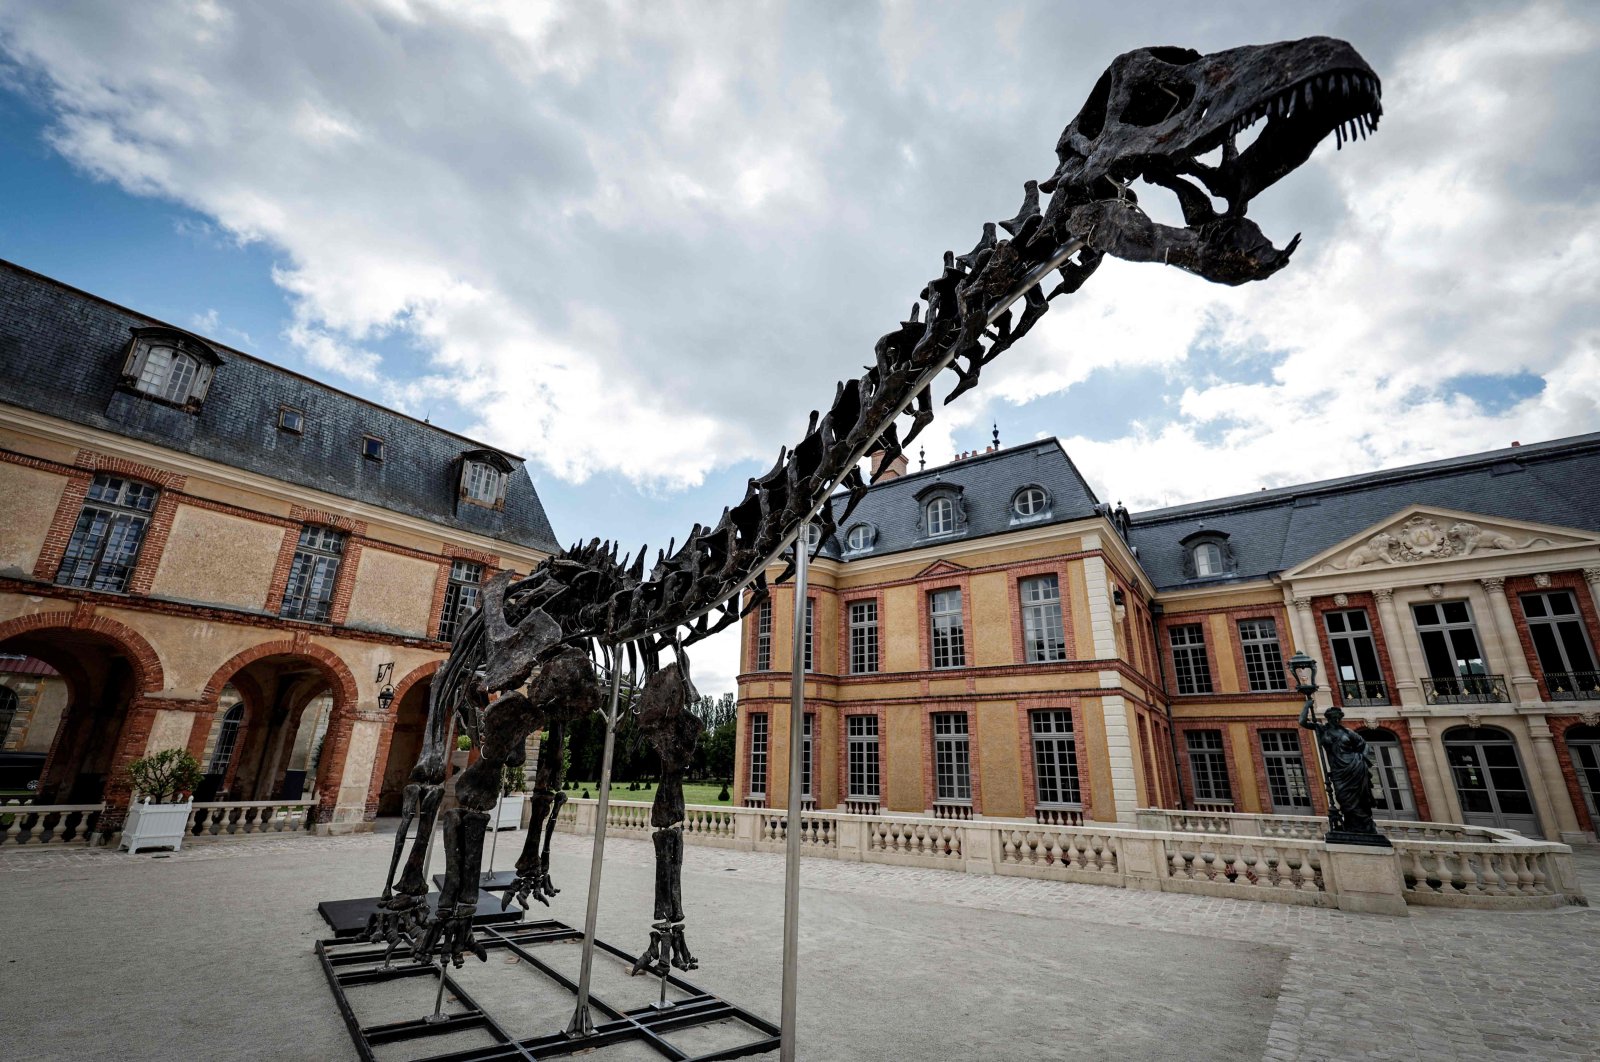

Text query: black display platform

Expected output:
[317,890,524,937]
[316,917,778,1062]
[434,870,519,892]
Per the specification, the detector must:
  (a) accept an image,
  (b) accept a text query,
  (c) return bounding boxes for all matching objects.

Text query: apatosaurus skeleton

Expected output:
[368,35,1384,971]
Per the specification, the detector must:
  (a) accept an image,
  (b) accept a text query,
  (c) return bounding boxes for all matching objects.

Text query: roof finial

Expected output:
[918,446,926,471]
[992,422,1001,449]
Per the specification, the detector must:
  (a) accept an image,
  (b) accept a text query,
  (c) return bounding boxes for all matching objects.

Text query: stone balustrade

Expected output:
[186,800,317,837]
[557,799,1586,913]
[0,803,104,846]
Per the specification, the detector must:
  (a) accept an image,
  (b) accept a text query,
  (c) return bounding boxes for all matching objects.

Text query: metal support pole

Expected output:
[424,956,451,1024]
[566,648,628,1039]
[779,526,809,1062]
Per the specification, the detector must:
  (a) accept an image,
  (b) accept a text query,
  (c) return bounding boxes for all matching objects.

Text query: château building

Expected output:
[734,434,1600,843]
[0,260,558,830]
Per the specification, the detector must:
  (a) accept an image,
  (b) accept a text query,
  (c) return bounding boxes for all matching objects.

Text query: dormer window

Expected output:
[362,435,385,462]
[278,406,304,434]
[804,524,823,550]
[1180,530,1235,580]
[1014,486,1048,517]
[458,449,513,511]
[914,482,967,540]
[118,327,220,410]
[845,523,876,552]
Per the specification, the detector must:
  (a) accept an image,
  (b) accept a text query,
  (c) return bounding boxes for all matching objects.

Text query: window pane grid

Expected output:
[1021,575,1066,663]
[1185,729,1233,802]
[1170,624,1213,694]
[930,589,965,669]
[439,560,485,641]
[280,526,346,621]
[464,462,502,502]
[1520,591,1597,693]
[933,712,971,802]
[802,715,813,798]
[927,498,954,536]
[1031,710,1079,805]
[803,599,814,673]
[748,713,769,797]
[849,600,879,674]
[755,600,772,671]
[1239,618,1289,691]
[1260,729,1312,810]
[55,473,158,592]
[847,715,880,800]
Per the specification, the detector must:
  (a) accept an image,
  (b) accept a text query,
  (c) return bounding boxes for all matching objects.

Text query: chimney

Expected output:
[869,449,909,480]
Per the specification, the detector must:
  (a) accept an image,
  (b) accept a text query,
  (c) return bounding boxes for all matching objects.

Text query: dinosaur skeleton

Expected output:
[367,35,1382,972]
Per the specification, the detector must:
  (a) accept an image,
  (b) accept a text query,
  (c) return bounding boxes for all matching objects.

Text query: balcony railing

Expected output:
[1545,671,1600,701]
[1421,674,1509,705]
[1337,679,1391,707]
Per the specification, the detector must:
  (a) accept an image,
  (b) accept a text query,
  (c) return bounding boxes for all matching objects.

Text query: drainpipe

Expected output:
[1150,601,1186,810]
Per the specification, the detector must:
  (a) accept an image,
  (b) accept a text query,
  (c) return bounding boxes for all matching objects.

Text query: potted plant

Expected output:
[121,748,203,854]
[494,762,526,831]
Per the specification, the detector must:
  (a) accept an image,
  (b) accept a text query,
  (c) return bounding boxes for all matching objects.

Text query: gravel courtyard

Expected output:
[2,826,1596,1061]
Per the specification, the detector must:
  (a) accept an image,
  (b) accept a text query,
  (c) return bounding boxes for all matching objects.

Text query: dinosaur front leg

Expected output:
[417,805,490,967]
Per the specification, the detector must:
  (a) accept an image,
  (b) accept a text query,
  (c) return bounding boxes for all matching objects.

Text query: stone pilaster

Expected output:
[1284,593,1333,709]
[1372,589,1423,707]
[1526,718,1584,841]
[1480,577,1539,703]
[1404,716,1457,824]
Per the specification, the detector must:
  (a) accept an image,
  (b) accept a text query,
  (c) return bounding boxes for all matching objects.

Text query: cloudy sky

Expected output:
[3,1,1598,697]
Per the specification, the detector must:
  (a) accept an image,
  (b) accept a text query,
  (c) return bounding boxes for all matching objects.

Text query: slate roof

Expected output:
[1128,433,1600,591]
[816,439,1103,560]
[0,259,559,553]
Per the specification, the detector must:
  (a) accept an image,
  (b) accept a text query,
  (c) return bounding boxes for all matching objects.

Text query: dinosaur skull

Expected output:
[1045,37,1382,284]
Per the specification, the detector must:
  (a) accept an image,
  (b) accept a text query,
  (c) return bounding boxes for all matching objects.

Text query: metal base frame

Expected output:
[316,918,778,1062]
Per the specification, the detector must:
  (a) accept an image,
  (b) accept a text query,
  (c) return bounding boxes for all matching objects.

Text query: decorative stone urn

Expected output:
[121,797,194,854]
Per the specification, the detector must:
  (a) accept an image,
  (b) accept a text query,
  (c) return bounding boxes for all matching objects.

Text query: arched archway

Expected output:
[375,661,438,816]
[1442,725,1540,835]
[200,640,358,801]
[0,615,166,803]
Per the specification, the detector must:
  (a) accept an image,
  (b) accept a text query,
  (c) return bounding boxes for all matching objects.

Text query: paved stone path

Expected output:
[2,830,1596,1060]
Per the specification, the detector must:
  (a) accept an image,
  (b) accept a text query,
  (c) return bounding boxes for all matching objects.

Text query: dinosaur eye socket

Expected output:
[1119,78,1195,127]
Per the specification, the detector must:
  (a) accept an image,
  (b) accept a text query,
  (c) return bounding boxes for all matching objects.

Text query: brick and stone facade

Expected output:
[0,260,557,832]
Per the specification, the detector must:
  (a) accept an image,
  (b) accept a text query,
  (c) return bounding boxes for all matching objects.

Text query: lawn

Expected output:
[563,780,731,805]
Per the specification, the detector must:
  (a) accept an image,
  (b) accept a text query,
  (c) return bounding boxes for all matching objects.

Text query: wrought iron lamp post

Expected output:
[376,662,397,714]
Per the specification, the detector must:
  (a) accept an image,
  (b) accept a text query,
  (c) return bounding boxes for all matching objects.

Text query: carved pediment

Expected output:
[916,559,970,579]
[1294,507,1599,577]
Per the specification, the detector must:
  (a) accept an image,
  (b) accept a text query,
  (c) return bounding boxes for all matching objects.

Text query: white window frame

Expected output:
[848,600,879,675]
[754,599,773,671]
[929,589,965,669]
[1193,542,1223,577]
[926,497,954,537]
[463,461,504,504]
[1030,710,1080,807]
[1013,486,1048,517]
[933,712,972,804]
[846,715,880,802]
[1020,574,1067,663]
[747,713,769,800]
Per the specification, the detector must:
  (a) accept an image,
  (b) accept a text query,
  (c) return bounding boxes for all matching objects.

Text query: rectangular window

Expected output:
[1020,575,1067,663]
[847,715,880,801]
[1412,600,1487,677]
[438,559,484,641]
[1239,618,1289,692]
[362,435,384,461]
[932,712,972,803]
[1259,729,1312,812]
[1185,729,1233,803]
[803,598,814,673]
[279,526,346,622]
[55,473,159,593]
[1169,623,1213,694]
[1030,709,1080,806]
[463,461,502,503]
[929,589,966,669]
[748,713,769,799]
[1520,590,1598,698]
[849,600,879,674]
[755,599,772,671]
[802,714,814,799]
[278,406,304,434]
[1324,608,1389,705]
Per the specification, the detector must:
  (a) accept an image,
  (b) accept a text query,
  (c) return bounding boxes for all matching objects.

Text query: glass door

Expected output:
[1567,728,1600,830]
[1443,728,1541,836]
[1364,733,1416,820]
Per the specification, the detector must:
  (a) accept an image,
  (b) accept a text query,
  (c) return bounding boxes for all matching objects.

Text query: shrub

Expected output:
[456,734,472,751]
[717,781,730,802]
[127,748,204,804]
[501,762,526,796]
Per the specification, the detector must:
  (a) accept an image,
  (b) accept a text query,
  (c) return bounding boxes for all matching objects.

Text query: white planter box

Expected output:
[493,794,525,831]
[122,798,193,854]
